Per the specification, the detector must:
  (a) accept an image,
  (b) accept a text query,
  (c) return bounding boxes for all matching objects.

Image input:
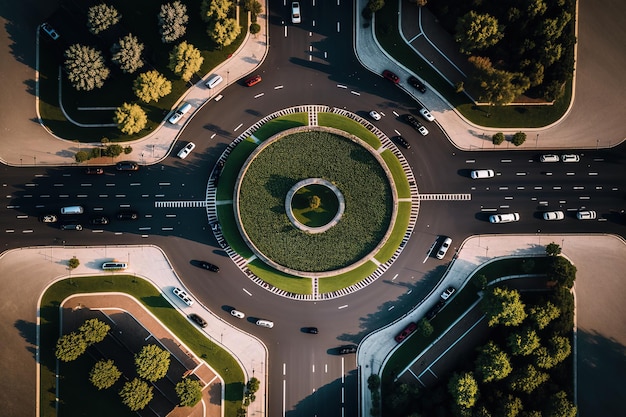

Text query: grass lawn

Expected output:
[318,113,382,148]
[216,138,258,201]
[317,261,380,293]
[291,184,340,227]
[375,201,412,264]
[380,150,411,199]
[251,113,308,141]
[217,203,254,258]
[374,2,572,128]
[39,276,244,417]
[247,259,312,294]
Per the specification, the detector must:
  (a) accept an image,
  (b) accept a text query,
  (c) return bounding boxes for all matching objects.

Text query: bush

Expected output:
[250,23,260,35]
[124,146,132,154]
[75,151,89,163]
[103,144,124,157]
[492,132,505,145]
[512,131,526,146]
[68,257,80,269]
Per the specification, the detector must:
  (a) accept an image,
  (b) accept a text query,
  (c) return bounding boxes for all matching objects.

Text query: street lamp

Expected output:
[536,133,539,147]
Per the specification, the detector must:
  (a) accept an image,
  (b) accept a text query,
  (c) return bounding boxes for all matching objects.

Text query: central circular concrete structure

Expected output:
[285,178,346,234]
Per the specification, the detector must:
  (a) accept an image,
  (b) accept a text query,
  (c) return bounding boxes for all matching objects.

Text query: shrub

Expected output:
[512,132,526,146]
[250,22,260,35]
[68,256,80,269]
[492,132,505,145]
[75,151,89,163]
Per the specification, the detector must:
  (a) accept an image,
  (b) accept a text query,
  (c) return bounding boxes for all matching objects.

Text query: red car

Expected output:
[382,70,400,84]
[395,322,417,343]
[245,74,262,87]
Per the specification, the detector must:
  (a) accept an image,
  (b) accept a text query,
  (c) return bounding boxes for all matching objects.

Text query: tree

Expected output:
[507,326,540,356]
[119,378,153,411]
[89,359,121,390]
[309,195,321,209]
[244,0,263,21]
[508,364,549,394]
[134,344,171,382]
[201,0,232,22]
[475,341,512,383]
[545,242,561,256]
[159,1,189,43]
[168,41,204,81]
[114,103,147,135]
[545,391,577,417]
[469,56,530,106]
[133,70,172,103]
[208,18,241,48]
[455,11,504,54]
[79,318,110,345]
[497,394,523,417]
[87,3,121,34]
[416,317,433,337]
[481,287,527,327]
[55,332,87,362]
[247,377,260,394]
[448,372,479,409]
[75,151,89,163]
[111,34,144,74]
[366,0,385,14]
[512,132,526,146]
[68,256,80,269]
[492,132,505,145]
[367,374,380,390]
[533,336,570,369]
[64,44,110,91]
[103,144,124,157]
[547,256,577,289]
[175,377,202,407]
[250,22,261,35]
[529,302,561,330]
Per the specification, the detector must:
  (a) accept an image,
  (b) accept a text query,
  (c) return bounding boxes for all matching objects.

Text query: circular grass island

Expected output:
[235,128,396,274]
[291,182,340,228]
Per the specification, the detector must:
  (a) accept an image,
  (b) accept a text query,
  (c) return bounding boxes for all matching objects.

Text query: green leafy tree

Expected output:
[64,44,110,91]
[507,326,540,356]
[512,132,526,146]
[547,256,577,288]
[119,378,153,411]
[89,359,121,390]
[159,1,189,43]
[508,364,549,394]
[250,22,261,35]
[208,18,241,48]
[68,256,80,269]
[455,11,504,54]
[447,372,479,409]
[87,3,121,34]
[497,394,523,417]
[114,103,147,135]
[201,0,232,22]
[527,0,547,18]
[111,34,144,74]
[385,382,419,416]
[367,374,380,390]
[475,341,512,383]
[529,302,561,330]
[416,318,434,337]
[545,391,577,417]
[481,287,527,327]
[247,377,260,394]
[168,41,204,81]
[79,318,110,345]
[75,151,89,163]
[366,0,385,13]
[133,70,172,103]
[309,195,321,209]
[545,242,561,256]
[533,336,570,369]
[469,56,530,106]
[103,144,124,157]
[55,332,87,362]
[492,132,505,145]
[135,344,171,382]
[175,377,202,407]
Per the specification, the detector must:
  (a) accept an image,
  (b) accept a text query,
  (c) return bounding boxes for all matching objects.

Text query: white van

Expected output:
[205,74,223,89]
[101,262,128,270]
[168,103,192,124]
[60,206,84,215]
[256,319,274,328]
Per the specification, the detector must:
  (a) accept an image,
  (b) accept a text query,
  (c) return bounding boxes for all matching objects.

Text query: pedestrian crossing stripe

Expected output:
[417,194,471,201]
[154,201,208,208]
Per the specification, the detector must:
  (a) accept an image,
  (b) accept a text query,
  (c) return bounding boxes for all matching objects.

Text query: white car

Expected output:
[576,210,597,220]
[418,125,429,136]
[419,107,435,122]
[561,154,580,162]
[40,214,58,223]
[543,211,564,221]
[256,319,274,328]
[41,23,60,40]
[489,213,520,224]
[540,154,560,163]
[470,169,495,179]
[369,110,381,121]
[177,142,196,159]
[440,287,456,300]
[291,2,301,24]
[230,309,245,319]
[436,237,452,259]
[173,287,194,306]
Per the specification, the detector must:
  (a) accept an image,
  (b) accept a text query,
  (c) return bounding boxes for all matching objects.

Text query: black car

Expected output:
[408,76,427,93]
[188,313,208,328]
[116,211,139,220]
[60,223,83,231]
[403,114,422,130]
[426,300,446,320]
[116,161,139,171]
[338,345,358,354]
[304,327,319,334]
[85,167,104,175]
[199,261,220,272]
[91,216,109,225]
[393,136,411,149]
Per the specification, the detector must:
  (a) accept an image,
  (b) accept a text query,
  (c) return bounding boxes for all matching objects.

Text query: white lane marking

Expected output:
[16,215,28,219]
[25,184,36,187]
[99,194,108,197]
[337,84,347,89]
[115,194,126,197]
[337,22,340,32]
[155,194,165,197]
[130,183,141,186]
[5,229,15,233]
[392,110,399,117]
[466,159,475,163]
[161,227,173,231]
[275,85,284,89]
[77,194,88,197]
[243,288,252,296]
[516,186,525,190]
[283,379,286,417]
[388,305,395,311]
[234,123,243,131]
[534,186,542,190]
[499,205,509,208]
[481,208,498,212]
[92,230,103,233]
[394,129,401,136]
[254,93,264,99]
[284,26,287,37]
[93,207,103,211]
[22,230,34,233]
[53,184,63,187]
[338,305,348,309]
[588,172,598,176]
[573,186,584,190]
[391,273,398,281]
[595,186,602,190]
[350,90,360,95]
[504,196,513,200]
[312,364,315,373]
[283,363,286,376]
[210,133,216,139]
[501,159,512,163]
[80,183,92,187]
[499,186,508,190]
[553,186,562,190]
[566,172,575,175]
[139,227,151,231]
[539,201,548,205]
[165,214,177,217]
[325,364,328,373]
[579,196,590,200]
[516,172,527,176]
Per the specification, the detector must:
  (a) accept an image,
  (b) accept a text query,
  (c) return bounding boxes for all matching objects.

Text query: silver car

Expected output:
[576,210,596,220]
[543,211,564,221]
[489,213,520,223]
[436,237,452,259]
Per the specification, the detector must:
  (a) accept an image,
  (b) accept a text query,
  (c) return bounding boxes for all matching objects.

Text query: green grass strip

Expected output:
[252,113,308,141]
[247,259,312,294]
[317,113,382,148]
[216,138,258,201]
[317,261,380,294]
[375,201,412,263]
[217,204,254,258]
[380,150,411,199]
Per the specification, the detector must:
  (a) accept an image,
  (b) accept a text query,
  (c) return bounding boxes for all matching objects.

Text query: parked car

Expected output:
[426,300,446,320]
[85,167,104,175]
[188,313,207,328]
[40,214,58,223]
[543,211,565,221]
[338,345,358,354]
[230,309,245,319]
[177,142,196,159]
[540,154,560,163]
[245,74,262,87]
[303,327,319,334]
[116,161,139,171]
[561,154,580,163]
[173,287,194,306]
[90,216,110,225]
[489,213,520,223]
[576,210,597,220]
[419,107,435,122]
[393,136,411,149]
[41,23,60,40]
[60,223,83,231]
[417,125,429,136]
[408,76,426,93]
[369,110,381,121]
[436,237,452,259]
[395,322,417,343]
[116,210,139,220]
[440,286,456,300]
[382,69,400,84]
[199,261,220,272]
[470,169,495,179]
